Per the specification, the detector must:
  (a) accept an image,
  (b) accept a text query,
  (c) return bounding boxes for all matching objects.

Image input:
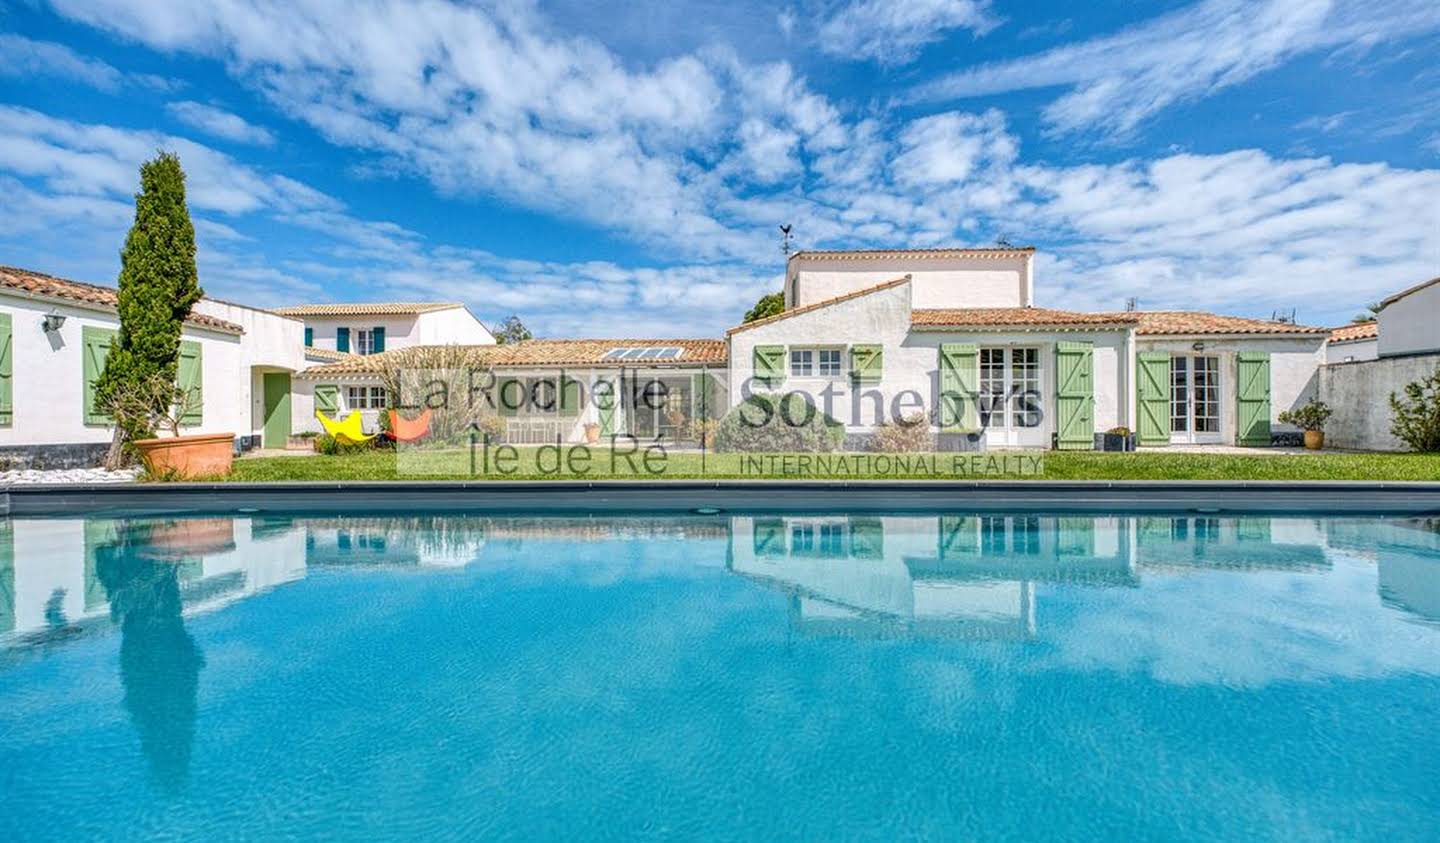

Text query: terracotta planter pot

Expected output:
[145,518,237,560]
[1303,430,1325,450]
[134,432,235,478]
[583,424,601,445]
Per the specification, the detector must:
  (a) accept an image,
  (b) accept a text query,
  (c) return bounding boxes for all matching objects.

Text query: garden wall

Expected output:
[1319,353,1440,451]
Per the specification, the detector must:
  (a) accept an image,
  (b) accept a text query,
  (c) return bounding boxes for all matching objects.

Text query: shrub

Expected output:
[714,392,844,453]
[1390,368,1440,452]
[1106,426,1132,436]
[312,434,374,456]
[688,418,721,449]
[1278,400,1333,432]
[869,413,932,452]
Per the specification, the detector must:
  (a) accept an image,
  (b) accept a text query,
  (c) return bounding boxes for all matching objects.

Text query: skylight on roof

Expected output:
[602,346,685,361]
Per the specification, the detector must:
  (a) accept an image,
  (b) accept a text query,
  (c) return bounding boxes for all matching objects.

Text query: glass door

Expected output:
[1170,355,1221,443]
[978,347,1045,447]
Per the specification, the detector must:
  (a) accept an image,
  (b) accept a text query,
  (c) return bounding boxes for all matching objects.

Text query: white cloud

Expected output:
[0,33,175,91]
[817,0,1000,65]
[910,0,1440,138]
[167,101,276,146]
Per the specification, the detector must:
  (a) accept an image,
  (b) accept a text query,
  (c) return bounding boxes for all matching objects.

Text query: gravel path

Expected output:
[1,467,141,485]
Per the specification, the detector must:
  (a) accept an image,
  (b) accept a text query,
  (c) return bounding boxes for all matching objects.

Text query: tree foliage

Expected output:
[1390,367,1440,452]
[742,292,784,323]
[492,314,533,345]
[95,151,202,461]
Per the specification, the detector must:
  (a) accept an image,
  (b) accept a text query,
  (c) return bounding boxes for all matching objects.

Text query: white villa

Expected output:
[5,248,1436,466]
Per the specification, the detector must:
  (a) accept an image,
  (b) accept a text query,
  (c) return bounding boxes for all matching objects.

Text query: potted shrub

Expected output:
[104,372,234,478]
[1095,426,1136,452]
[1278,400,1333,450]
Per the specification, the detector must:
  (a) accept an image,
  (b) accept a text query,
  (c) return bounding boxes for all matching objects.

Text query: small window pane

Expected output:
[818,349,842,376]
[790,349,813,376]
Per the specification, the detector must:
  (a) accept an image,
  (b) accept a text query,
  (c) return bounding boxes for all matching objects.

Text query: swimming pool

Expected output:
[1,512,1437,841]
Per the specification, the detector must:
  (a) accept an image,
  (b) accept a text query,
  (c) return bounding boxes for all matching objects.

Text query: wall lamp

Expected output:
[1191,341,1206,352]
[42,312,67,333]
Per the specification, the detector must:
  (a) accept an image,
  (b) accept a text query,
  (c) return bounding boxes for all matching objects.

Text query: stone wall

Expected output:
[1319,353,1440,451]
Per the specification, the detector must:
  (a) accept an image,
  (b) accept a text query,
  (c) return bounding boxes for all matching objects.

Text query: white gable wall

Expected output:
[787,254,1031,310]
[1378,281,1440,357]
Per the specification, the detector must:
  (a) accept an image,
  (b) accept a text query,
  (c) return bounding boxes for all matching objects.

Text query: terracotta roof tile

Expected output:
[275,302,463,317]
[1328,322,1378,343]
[912,307,1138,330]
[299,339,726,378]
[727,276,911,335]
[303,346,358,362]
[1107,310,1328,336]
[0,264,244,334]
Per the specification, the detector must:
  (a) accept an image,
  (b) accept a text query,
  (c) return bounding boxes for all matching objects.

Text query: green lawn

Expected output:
[222,447,1440,482]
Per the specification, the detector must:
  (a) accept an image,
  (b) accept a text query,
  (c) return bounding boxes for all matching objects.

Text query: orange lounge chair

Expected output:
[388,408,432,443]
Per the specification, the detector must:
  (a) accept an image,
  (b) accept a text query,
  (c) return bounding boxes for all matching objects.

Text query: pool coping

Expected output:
[4,480,1440,517]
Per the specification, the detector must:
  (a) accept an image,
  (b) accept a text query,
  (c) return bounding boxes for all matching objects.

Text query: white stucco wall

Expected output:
[0,292,246,447]
[786,254,1031,310]
[300,307,494,352]
[1378,281,1440,358]
[1324,338,1378,364]
[1136,336,1325,442]
[729,280,1128,445]
[1320,351,1440,451]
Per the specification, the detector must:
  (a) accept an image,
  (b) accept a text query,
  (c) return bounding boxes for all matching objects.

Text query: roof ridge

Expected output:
[727,275,911,335]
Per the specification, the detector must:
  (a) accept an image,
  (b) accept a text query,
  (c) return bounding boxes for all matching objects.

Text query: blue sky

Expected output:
[1,0,1438,336]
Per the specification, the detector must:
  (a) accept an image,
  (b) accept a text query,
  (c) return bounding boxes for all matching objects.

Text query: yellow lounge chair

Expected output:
[316,410,378,445]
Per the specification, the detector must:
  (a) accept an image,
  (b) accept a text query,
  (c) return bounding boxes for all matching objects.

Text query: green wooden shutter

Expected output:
[303,327,313,347]
[849,344,883,384]
[497,377,520,417]
[692,372,715,419]
[1236,352,1272,446]
[336,327,350,353]
[372,326,385,353]
[938,343,979,433]
[0,313,12,426]
[558,374,581,417]
[1055,341,1095,450]
[82,326,116,425]
[753,345,785,387]
[1136,352,1171,447]
[177,340,203,426]
[314,384,339,414]
[595,377,617,436]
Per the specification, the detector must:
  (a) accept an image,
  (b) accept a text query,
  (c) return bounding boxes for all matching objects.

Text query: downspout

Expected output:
[1124,326,1137,431]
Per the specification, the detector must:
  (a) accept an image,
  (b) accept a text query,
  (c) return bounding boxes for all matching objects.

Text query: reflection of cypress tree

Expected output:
[95,524,204,793]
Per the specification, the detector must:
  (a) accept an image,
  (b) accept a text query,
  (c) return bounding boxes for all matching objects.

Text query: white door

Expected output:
[978,346,1047,448]
[1169,355,1222,444]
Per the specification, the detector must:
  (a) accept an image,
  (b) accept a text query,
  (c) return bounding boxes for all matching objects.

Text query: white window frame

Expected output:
[978,346,1042,431]
[1170,354,1223,444]
[354,329,375,356]
[789,346,845,378]
[345,385,387,410]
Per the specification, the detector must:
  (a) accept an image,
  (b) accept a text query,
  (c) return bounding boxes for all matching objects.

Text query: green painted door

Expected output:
[262,372,292,448]
[1236,352,1271,446]
[1054,341,1094,450]
[938,343,979,432]
[1136,352,1171,446]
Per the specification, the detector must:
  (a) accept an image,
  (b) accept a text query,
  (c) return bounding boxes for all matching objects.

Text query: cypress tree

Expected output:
[96,152,203,465]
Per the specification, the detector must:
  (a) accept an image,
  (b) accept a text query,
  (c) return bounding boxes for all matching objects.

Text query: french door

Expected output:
[1170,355,1221,443]
[978,347,1046,447]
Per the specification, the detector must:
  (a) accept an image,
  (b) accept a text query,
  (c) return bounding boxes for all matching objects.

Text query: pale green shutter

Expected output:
[177,340,203,426]
[595,378,617,436]
[849,344,883,384]
[558,375,581,417]
[1055,341,1094,450]
[497,377,520,417]
[692,372,715,418]
[1136,352,1171,447]
[1236,352,1271,446]
[82,326,116,425]
[939,343,979,433]
[0,313,12,426]
[314,384,339,415]
[753,345,785,387]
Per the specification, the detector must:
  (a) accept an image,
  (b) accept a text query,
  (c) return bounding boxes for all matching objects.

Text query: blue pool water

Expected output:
[1,512,1438,841]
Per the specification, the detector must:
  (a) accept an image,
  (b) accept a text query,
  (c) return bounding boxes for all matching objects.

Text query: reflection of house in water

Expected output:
[0,516,307,645]
[1373,519,1440,626]
[1133,516,1329,571]
[730,515,1139,639]
[300,516,489,569]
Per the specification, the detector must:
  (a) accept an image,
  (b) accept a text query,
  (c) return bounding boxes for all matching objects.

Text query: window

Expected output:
[1010,348,1041,428]
[346,386,386,409]
[978,346,1041,428]
[1171,355,1219,435]
[789,347,842,377]
[355,329,375,355]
